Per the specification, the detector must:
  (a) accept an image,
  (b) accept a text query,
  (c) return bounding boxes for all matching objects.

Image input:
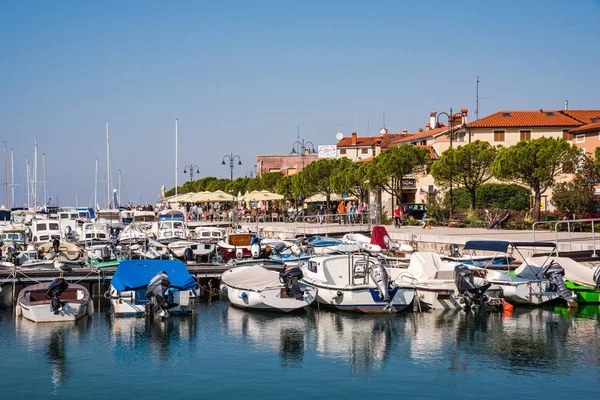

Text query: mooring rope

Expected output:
[16,269,44,284]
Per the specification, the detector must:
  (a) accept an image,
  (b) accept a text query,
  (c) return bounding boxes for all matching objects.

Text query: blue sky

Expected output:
[1,0,599,207]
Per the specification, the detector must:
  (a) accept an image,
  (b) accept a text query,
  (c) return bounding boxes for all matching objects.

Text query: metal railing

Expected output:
[293,212,372,237]
[532,217,600,257]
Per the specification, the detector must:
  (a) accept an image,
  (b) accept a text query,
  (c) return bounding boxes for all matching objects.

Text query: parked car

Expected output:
[402,203,427,220]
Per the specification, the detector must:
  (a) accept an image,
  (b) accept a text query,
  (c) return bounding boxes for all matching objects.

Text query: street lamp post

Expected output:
[221,153,242,181]
[436,108,455,216]
[290,128,316,170]
[183,164,200,182]
[245,165,257,178]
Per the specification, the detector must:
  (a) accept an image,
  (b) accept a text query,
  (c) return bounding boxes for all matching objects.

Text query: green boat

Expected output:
[88,257,123,269]
[565,280,600,304]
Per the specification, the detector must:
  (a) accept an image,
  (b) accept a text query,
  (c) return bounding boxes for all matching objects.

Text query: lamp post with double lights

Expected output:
[245,165,257,178]
[221,153,242,181]
[290,132,316,170]
[183,164,200,182]
[435,108,468,216]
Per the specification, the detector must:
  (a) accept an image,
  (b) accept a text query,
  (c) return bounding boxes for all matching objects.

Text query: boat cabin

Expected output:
[96,209,121,226]
[156,220,187,241]
[31,219,62,243]
[133,211,156,223]
[1,228,26,246]
[10,210,36,226]
[120,210,134,225]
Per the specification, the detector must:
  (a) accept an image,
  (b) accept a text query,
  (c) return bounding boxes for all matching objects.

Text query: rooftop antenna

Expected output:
[476,76,480,120]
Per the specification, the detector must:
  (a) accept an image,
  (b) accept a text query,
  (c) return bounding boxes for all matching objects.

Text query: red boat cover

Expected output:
[371,226,390,249]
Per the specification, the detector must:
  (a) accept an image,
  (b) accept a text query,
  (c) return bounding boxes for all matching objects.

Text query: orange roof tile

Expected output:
[354,156,373,164]
[467,110,582,128]
[560,110,600,124]
[336,133,411,149]
[394,123,464,144]
[569,121,600,134]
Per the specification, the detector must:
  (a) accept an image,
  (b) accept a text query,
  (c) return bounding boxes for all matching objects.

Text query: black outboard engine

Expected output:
[46,278,69,315]
[543,261,576,304]
[279,265,304,300]
[183,247,194,263]
[145,271,172,317]
[448,244,461,258]
[454,264,491,309]
[52,237,60,254]
[594,267,600,290]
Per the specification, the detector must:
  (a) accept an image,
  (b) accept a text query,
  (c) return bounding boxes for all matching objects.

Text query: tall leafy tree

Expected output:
[331,162,370,202]
[367,144,429,205]
[294,158,351,206]
[430,140,498,211]
[261,172,284,191]
[274,175,297,201]
[552,153,600,216]
[492,137,580,221]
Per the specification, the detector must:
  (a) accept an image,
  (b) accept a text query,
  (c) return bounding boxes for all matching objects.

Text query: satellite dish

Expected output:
[335,132,344,141]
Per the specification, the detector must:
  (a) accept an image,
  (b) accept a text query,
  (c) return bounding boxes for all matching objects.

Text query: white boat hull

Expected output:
[222,284,316,312]
[110,286,195,317]
[304,279,415,313]
[17,301,91,322]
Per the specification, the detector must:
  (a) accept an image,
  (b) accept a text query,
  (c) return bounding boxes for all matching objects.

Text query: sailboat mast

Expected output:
[43,152,47,209]
[94,158,98,211]
[118,169,122,207]
[175,118,178,203]
[25,157,30,209]
[33,137,38,210]
[3,143,7,208]
[106,120,112,209]
[11,148,14,208]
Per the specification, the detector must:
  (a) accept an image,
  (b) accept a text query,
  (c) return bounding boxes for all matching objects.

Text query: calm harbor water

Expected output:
[1,300,599,399]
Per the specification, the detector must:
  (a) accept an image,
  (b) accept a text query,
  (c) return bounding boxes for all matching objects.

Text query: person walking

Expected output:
[421,212,431,229]
[349,201,357,224]
[394,204,402,228]
[318,204,325,224]
[337,201,346,224]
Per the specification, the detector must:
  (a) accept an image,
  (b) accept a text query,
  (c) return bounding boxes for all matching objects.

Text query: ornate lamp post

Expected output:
[183,164,200,182]
[290,128,316,170]
[436,109,455,216]
[221,153,242,181]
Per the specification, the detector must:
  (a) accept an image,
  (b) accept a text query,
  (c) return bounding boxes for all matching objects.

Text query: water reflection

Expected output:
[314,311,398,373]
[109,315,197,365]
[222,306,309,367]
[15,316,91,392]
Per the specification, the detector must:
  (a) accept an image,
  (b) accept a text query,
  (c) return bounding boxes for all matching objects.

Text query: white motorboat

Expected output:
[300,253,416,313]
[193,226,226,243]
[15,278,93,322]
[464,241,576,307]
[30,218,63,244]
[167,240,216,260]
[155,219,188,242]
[220,265,316,312]
[395,251,501,310]
[109,259,196,317]
[217,232,255,262]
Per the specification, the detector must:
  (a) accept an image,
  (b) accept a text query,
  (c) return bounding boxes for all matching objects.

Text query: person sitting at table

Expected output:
[489,208,510,229]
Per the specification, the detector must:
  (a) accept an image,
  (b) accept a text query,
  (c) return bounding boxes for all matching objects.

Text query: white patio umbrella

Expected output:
[305,193,356,203]
[241,190,284,201]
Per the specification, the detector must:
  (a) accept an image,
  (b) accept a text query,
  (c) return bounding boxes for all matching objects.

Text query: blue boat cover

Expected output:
[307,235,343,247]
[463,240,556,253]
[111,260,196,291]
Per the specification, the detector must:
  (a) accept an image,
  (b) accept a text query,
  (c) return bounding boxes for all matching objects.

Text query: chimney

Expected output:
[461,108,468,125]
[564,100,569,110]
[380,127,388,135]
[418,128,424,133]
[402,129,408,134]
[351,132,357,145]
[430,111,437,130]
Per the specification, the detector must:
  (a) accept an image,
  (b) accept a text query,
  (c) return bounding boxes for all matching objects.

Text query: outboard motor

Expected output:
[145,271,172,317]
[454,264,491,309]
[279,265,304,300]
[250,238,261,259]
[183,247,194,263]
[594,267,600,290]
[448,244,461,258]
[543,261,576,304]
[235,248,244,260]
[64,225,72,241]
[52,237,60,254]
[46,277,69,315]
[369,263,390,302]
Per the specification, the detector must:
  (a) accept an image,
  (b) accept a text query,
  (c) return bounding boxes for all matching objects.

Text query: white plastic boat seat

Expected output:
[434,270,455,280]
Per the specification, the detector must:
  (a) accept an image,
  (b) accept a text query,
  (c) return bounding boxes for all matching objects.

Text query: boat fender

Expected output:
[15,305,22,316]
[240,291,248,299]
[336,291,343,297]
[221,285,228,293]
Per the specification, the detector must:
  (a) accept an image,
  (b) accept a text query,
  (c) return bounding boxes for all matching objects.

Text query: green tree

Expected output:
[431,140,498,211]
[294,158,352,206]
[551,153,600,216]
[261,172,284,191]
[331,162,370,202]
[367,144,429,205]
[206,178,230,192]
[492,137,580,221]
[450,183,530,211]
[274,175,297,201]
